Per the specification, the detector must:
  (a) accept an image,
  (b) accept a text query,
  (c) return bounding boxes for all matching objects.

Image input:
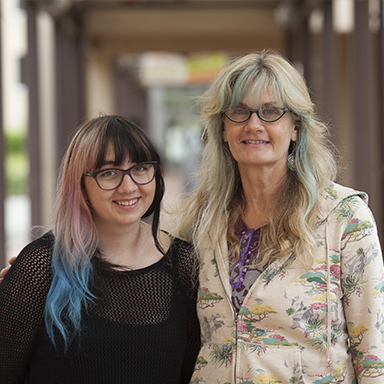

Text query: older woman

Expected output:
[177,50,384,383]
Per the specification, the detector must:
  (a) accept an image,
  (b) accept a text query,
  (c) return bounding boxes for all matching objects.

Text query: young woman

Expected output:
[0,115,200,384]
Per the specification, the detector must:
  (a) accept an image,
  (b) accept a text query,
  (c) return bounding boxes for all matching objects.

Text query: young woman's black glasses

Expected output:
[85,161,157,190]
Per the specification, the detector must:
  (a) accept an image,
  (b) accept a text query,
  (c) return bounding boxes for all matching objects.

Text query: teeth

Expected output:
[116,199,137,206]
[245,140,267,144]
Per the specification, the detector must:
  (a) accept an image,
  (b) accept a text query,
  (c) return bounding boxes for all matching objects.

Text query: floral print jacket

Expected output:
[191,182,384,384]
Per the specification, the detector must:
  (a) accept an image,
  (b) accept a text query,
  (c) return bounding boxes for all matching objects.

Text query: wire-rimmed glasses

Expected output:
[222,107,290,123]
[85,161,158,190]
[230,228,255,289]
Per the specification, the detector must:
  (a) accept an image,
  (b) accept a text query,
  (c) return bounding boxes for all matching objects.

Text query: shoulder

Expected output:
[169,236,195,257]
[167,235,197,272]
[2,231,55,288]
[317,181,369,222]
[322,181,367,201]
[168,236,199,295]
[14,231,55,267]
[159,230,197,268]
[19,231,55,256]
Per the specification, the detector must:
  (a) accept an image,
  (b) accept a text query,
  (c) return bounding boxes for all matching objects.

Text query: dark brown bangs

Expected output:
[93,116,158,169]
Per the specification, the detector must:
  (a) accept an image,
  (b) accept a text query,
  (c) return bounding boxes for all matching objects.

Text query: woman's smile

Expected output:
[242,139,269,145]
[114,197,140,207]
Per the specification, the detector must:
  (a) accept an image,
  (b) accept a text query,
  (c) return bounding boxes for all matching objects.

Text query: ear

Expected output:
[223,124,228,143]
[290,125,298,142]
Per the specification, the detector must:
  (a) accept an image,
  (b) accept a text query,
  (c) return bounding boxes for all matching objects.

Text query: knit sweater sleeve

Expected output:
[174,239,201,384]
[0,232,54,384]
[339,197,384,383]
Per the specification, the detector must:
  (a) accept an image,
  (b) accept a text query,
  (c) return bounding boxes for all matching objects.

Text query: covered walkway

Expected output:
[1,0,384,267]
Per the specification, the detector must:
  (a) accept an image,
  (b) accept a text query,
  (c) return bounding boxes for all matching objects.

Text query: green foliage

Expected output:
[4,130,28,195]
[286,307,295,316]
[343,274,364,297]
[6,129,27,153]
[208,343,233,367]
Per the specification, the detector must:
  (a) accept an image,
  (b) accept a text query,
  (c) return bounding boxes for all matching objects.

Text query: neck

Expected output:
[97,221,168,269]
[239,164,287,230]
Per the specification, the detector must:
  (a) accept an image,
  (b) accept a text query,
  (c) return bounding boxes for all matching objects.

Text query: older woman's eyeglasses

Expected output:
[85,161,157,190]
[222,107,290,123]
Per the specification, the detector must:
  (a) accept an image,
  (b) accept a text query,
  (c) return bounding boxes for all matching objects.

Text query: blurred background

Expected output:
[0,0,383,268]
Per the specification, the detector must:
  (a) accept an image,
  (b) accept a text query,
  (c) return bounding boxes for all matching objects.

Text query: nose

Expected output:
[244,111,265,131]
[117,173,138,193]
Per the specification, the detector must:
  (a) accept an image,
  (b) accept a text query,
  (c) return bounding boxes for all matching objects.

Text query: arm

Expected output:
[180,294,201,384]
[177,240,201,384]
[0,233,54,384]
[340,198,384,383]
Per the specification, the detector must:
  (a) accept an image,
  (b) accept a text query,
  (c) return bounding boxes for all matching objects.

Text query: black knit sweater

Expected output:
[0,232,200,383]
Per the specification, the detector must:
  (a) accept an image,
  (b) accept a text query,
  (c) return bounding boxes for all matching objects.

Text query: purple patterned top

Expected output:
[231,220,270,312]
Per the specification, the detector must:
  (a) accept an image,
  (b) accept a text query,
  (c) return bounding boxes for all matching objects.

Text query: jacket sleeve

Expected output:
[0,233,54,384]
[339,197,384,383]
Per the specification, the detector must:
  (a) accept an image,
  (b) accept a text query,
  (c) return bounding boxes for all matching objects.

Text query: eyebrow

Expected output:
[99,157,137,170]
[95,160,120,170]
[100,160,115,167]
[238,101,279,108]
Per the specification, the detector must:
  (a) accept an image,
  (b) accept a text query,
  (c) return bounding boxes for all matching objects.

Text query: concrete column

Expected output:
[0,10,5,270]
[55,16,85,163]
[322,1,342,150]
[380,0,384,241]
[114,61,148,130]
[147,87,166,161]
[84,48,115,118]
[353,0,382,238]
[26,1,41,233]
[37,10,56,227]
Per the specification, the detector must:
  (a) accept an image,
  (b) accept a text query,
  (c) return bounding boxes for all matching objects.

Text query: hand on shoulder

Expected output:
[0,256,16,282]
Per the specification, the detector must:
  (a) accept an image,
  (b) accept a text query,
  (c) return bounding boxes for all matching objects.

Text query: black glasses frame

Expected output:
[222,107,291,123]
[85,161,158,190]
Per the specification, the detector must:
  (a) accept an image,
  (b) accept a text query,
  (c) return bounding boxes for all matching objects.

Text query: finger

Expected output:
[0,256,17,281]
[9,256,16,265]
[1,266,10,278]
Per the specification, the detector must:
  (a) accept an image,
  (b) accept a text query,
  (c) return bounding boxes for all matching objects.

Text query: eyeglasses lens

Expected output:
[97,164,155,190]
[225,107,285,123]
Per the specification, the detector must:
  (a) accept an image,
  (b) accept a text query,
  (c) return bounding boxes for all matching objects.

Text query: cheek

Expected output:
[83,180,92,201]
[291,128,298,142]
[223,129,228,143]
[286,119,297,141]
[143,182,156,201]
[84,180,102,205]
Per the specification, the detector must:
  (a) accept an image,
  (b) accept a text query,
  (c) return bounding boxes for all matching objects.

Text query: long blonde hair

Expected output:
[176,50,337,267]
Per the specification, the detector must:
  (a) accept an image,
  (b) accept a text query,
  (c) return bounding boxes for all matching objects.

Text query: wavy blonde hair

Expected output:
[176,50,337,267]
